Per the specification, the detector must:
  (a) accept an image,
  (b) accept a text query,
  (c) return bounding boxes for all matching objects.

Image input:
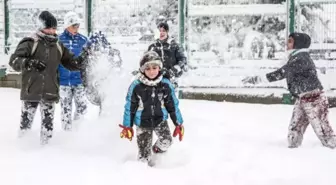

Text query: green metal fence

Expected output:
[1,0,179,54]
[5,0,86,54]
[0,0,335,59]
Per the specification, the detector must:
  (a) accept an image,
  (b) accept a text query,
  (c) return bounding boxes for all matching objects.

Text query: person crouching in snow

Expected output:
[119,51,184,164]
[58,11,88,131]
[242,32,336,149]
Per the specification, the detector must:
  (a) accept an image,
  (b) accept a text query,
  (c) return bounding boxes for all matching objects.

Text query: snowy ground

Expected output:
[1,88,336,185]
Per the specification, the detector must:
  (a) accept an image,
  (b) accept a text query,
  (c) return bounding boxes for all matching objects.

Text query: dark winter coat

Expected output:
[148,37,187,79]
[9,31,85,102]
[58,29,88,86]
[122,75,183,128]
[266,33,323,97]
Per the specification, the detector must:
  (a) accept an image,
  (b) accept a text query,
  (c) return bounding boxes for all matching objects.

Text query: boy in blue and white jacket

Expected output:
[119,51,184,165]
[58,11,88,130]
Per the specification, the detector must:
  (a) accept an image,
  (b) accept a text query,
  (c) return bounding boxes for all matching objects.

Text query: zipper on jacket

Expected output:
[26,77,32,93]
[67,39,73,86]
[41,42,48,99]
[151,87,155,128]
[69,70,71,86]
[159,41,164,62]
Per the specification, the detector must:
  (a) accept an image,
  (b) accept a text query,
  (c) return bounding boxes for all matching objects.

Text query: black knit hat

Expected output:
[38,11,57,29]
[157,22,169,32]
[139,51,163,73]
[289,32,311,49]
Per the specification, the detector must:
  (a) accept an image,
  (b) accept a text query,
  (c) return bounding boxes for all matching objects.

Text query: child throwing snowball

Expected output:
[243,32,336,149]
[119,51,184,165]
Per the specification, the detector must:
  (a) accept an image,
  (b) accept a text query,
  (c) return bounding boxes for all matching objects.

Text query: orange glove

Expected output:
[173,125,184,141]
[119,124,134,141]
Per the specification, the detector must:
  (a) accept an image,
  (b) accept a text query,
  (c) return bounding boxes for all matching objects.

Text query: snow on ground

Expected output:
[0,54,9,68]
[1,87,336,185]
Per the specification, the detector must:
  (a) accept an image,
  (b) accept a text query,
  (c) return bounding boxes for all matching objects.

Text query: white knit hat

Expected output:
[63,11,81,28]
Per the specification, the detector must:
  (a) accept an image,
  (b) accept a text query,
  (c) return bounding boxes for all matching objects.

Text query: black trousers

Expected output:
[136,121,173,161]
[20,101,55,139]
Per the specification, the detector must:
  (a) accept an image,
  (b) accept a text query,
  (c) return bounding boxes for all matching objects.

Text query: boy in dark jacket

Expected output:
[243,32,336,149]
[119,51,184,165]
[147,22,187,87]
[9,11,89,145]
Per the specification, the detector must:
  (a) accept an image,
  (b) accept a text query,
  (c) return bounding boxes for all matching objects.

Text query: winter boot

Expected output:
[40,129,52,145]
[152,145,166,154]
[18,128,30,138]
[62,123,72,131]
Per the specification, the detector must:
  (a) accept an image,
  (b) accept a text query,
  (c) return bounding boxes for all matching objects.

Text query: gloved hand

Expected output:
[82,46,92,57]
[170,65,183,78]
[173,125,184,141]
[76,47,91,66]
[242,75,262,85]
[25,59,46,72]
[178,61,188,72]
[119,124,134,141]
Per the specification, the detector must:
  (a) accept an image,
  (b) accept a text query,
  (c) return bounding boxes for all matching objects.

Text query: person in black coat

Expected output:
[147,22,188,86]
[243,32,336,149]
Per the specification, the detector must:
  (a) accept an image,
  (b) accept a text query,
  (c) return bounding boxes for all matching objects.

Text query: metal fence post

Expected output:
[4,0,9,54]
[87,0,92,36]
[178,0,185,47]
[289,0,295,34]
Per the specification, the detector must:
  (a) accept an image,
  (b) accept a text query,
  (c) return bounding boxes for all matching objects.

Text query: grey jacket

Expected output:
[9,31,84,102]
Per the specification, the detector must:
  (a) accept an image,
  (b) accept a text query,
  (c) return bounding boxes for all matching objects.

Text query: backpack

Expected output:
[31,39,63,57]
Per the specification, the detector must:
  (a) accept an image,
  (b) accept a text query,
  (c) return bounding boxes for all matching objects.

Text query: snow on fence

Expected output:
[1,0,336,91]
[188,4,286,16]
[6,0,86,55]
[9,0,76,9]
[299,0,336,4]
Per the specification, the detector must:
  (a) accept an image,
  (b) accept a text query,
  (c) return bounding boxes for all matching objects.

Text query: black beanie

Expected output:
[157,22,169,32]
[38,11,57,29]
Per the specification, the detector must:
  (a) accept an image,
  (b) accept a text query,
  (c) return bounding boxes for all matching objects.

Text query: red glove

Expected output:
[119,124,134,141]
[173,125,184,141]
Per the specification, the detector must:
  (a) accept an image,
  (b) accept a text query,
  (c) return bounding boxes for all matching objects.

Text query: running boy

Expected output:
[119,51,184,164]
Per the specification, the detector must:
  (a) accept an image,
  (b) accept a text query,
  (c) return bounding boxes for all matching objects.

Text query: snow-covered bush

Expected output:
[188,14,286,63]
[297,3,336,44]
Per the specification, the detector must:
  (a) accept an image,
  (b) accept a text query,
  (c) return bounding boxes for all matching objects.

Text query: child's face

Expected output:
[42,27,57,35]
[287,37,294,50]
[159,28,168,40]
[67,24,80,34]
[144,64,160,79]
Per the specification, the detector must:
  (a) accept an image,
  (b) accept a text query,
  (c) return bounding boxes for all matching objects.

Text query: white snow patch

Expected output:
[1,88,336,185]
